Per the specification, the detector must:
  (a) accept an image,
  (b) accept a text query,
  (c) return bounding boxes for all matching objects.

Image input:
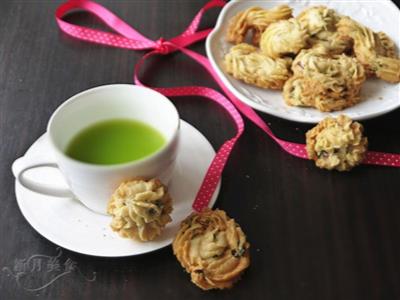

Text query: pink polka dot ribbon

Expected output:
[55,0,400,211]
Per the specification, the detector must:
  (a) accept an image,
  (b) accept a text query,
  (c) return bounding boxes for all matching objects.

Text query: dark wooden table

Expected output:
[1,1,400,299]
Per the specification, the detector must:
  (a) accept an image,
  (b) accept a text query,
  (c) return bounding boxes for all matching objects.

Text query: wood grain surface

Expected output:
[0,1,399,299]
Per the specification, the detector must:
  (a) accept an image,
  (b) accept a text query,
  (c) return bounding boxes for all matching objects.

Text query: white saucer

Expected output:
[13,120,220,257]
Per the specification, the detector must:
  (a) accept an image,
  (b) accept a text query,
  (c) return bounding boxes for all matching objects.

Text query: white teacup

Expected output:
[12,84,180,214]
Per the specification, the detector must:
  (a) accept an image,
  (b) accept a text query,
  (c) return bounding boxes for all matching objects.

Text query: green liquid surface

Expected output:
[65,119,166,165]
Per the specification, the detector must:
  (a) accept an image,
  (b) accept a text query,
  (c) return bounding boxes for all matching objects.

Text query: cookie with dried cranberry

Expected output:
[107,179,173,241]
[173,209,250,290]
[306,115,368,171]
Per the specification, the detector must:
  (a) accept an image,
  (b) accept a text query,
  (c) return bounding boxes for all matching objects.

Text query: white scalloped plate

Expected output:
[206,0,400,123]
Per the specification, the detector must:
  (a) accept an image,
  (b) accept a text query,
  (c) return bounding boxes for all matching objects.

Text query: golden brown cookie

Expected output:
[282,76,315,107]
[308,31,353,55]
[173,209,250,290]
[107,179,173,241]
[283,74,363,111]
[337,17,400,82]
[292,48,365,84]
[297,6,352,55]
[373,56,400,83]
[224,43,293,90]
[284,48,366,111]
[297,6,339,35]
[306,115,368,171]
[376,31,397,58]
[226,5,293,45]
[260,18,309,58]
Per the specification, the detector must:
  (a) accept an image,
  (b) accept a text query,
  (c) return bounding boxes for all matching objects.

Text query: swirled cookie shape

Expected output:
[306,115,368,171]
[297,6,351,54]
[260,18,309,58]
[226,5,293,45]
[337,17,400,83]
[107,179,173,241]
[224,43,292,89]
[284,48,366,111]
[173,209,250,290]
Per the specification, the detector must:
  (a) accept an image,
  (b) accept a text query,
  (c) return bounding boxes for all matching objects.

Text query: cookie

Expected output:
[282,75,315,107]
[283,74,362,111]
[173,209,250,290]
[260,18,309,59]
[297,6,351,55]
[306,115,368,171]
[226,5,293,45]
[107,179,173,241]
[376,31,397,59]
[297,6,339,34]
[373,56,400,84]
[284,48,365,111]
[308,31,353,55]
[224,43,292,90]
[337,16,400,83]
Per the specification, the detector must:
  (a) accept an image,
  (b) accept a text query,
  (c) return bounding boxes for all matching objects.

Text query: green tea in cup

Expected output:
[65,118,166,165]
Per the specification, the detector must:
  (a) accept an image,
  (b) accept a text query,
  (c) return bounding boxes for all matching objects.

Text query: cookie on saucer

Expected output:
[306,115,368,171]
[107,179,173,241]
[173,209,250,290]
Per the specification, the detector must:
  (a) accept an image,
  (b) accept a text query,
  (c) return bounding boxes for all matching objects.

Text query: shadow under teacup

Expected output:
[12,84,180,214]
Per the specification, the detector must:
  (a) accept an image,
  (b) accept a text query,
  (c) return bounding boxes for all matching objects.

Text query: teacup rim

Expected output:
[47,84,180,170]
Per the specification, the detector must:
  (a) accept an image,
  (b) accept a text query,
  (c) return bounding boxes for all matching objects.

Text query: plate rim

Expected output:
[206,0,400,124]
[13,119,220,257]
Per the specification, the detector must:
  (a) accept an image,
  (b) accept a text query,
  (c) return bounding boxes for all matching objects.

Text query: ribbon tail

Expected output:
[179,0,226,37]
[363,151,400,167]
[56,0,156,50]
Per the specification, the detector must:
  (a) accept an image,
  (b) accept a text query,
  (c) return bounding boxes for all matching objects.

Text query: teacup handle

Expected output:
[12,156,73,197]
